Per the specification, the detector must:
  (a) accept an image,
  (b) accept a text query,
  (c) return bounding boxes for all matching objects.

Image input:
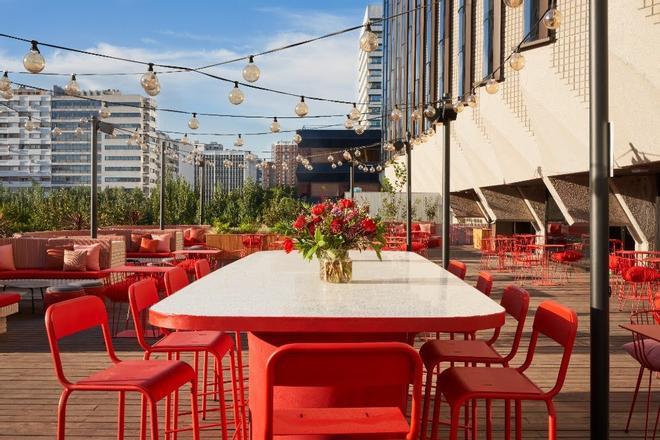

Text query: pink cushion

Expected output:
[419,223,432,234]
[623,340,660,369]
[0,244,16,271]
[74,243,101,271]
[152,233,172,252]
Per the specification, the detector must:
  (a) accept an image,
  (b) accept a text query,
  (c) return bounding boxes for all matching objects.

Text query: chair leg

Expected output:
[118,391,125,440]
[646,369,653,440]
[229,348,241,436]
[485,399,492,440]
[626,366,645,432]
[190,381,201,440]
[202,351,209,418]
[56,389,71,440]
[420,366,435,440]
[140,395,147,440]
[515,400,522,440]
[504,400,511,440]
[546,400,557,440]
[430,366,443,440]
[214,354,229,440]
[234,331,248,440]
[149,398,159,440]
[449,403,462,440]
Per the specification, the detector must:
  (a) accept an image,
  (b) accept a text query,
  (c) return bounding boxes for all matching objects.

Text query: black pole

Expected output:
[406,140,412,252]
[442,121,451,269]
[90,117,98,239]
[159,141,165,230]
[199,161,206,224]
[349,162,355,199]
[589,0,610,438]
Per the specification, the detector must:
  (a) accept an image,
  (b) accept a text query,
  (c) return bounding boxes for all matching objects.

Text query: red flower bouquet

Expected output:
[283,199,386,283]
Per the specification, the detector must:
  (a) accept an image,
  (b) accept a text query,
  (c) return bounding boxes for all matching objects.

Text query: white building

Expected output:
[203,142,258,195]
[357,4,383,129]
[0,87,52,189]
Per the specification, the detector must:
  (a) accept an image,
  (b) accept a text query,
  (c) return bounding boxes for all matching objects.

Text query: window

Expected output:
[369,56,382,65]
[370,82,382,89]
[369,95,382,103]
[456,0,475,98]
[482,0,504,81]
[105,177,141,183]
[105,166,141,172]
[104,155,141,161]
[522,0,554,48]
[457,0,466,96]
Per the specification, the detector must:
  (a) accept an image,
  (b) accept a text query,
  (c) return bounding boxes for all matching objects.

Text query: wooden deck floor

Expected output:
[0,246,653,439]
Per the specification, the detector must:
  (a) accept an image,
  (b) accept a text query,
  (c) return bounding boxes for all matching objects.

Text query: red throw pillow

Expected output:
[63,249,87,272]
[140,237,159,253]
[45,245,74,270]
[191,228,205,241]
[151,233,172,252]
[131,233,151,252]
[0,244,16,271]
[74,243,102,271]
[412,223,421,232]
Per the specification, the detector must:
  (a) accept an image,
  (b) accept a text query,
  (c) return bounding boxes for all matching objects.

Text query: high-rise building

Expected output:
[201,142,258,201]
[156,130,179,177]
[269,141,298,187]
[50,87,158,192]
[0,87,52,189]
[357,4,383,129]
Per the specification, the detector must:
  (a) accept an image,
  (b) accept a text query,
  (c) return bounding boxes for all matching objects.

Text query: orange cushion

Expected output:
[190,228,205,241]
[131,233,151,252]
[140,238,159,253]
[0,244,16,271]
[151,233,171,253]
[74,243,102,271]
[45,245,74,270]
[63,249,87,272]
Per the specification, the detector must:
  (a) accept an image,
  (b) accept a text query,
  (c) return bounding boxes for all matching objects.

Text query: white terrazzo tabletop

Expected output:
[149,250,505,333]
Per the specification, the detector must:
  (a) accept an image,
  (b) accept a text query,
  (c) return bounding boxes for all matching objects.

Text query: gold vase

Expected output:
[319,253,352,283]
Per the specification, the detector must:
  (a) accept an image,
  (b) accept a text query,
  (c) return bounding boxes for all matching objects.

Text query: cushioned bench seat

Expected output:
[0,293,20,334]
[126,252,172,259]
[0,269,110,280]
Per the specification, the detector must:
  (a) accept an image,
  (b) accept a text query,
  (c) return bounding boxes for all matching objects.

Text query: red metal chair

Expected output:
[475,271,494,297]
[448,260,467,280]
[164,266,190,297]
[264,342,423,439]
[45,295,200,440]
[419,285,530,440]
[436,300,578,440]
[128,278,239,439]
[194,258,211,280]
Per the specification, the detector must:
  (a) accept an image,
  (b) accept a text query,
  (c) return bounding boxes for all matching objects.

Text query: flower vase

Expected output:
[319,253,352,283]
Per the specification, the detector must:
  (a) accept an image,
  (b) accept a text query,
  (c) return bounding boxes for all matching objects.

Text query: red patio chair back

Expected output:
[128,278,162,351]
[448,260,467,280]
[264,342,423,439]
[45,296,118,385]
[475,271,493,296]
[164,266,189,296]
[491,285,530,361]
[194,258,211,280]
[518,300,578,397]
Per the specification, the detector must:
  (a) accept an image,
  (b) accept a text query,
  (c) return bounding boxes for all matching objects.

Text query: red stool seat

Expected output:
[420,339,503,369]
[439,367,544,402]
[152,330,234,355]
[0,293,20,308]
[44,286,86,309]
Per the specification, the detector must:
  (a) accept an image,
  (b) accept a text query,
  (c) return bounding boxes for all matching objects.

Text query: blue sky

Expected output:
[0,0,374,157]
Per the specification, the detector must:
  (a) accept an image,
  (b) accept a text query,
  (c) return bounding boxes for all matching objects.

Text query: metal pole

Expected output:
[589,0,610,438]
[90,117,98,239]
[349,162,355,199]
[406,141,412,252]
[442,121,451,269]
[159,141,165,230]
[199,161,206,224]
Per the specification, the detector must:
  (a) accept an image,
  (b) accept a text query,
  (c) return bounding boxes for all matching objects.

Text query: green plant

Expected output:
[424,196,439,222]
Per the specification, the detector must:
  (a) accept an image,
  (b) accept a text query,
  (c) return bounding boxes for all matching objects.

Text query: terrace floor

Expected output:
[0,246,653,439]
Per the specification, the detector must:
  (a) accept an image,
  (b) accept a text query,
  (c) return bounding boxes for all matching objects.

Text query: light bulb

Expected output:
[354,149,362,157]
[74,126,83,137]
[360,23,379,53]
[292,133,302,144]
[64,74,80,96]
[229,81,245,105]
[384,142,394,152]
[509,52,525,71]
[337,160,343,166]
[455,101,464,113]
[376,165,382,172]
[504,0,523,7]
[0,72,10,92]
[141,64,160,96]
[188,113,199,130]
[242,55,260,82]
[466,94,477,108]
[343,150,351,160]
[1,88,13,100]
[99,102,112,119]
[24,118,36,131]
[331,163,337,169]
[424,104,437,119]
[52,126,62,137]
[485,78,499,94]
[390,106,402,121]
[355,124,366,135]
[295,96,309,117]
[349,103,361,121]
[543,8,562,30]
[344,115,354,130]
[411,108,423,121]
[23,41,45,74]
[129,129,140,145]
[270,117,281,133]
[145,82,160,97]
[234,134,244,147]
[327,155,334,162]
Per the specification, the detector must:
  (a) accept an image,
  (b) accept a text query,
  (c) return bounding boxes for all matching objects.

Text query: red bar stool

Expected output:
[45,296,200,440]
[194,258,211,280]
[44,285,86,310]
[436,301,578,440]
[448,260,467,280]
[128,278,239,439]
[73,279,106,298]
[419,285,530,440]
[475,271,494,296]
[164,266,190,297]
[264,342,423,439]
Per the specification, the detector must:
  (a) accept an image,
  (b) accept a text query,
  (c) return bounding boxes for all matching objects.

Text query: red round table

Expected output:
[526,244,566,286]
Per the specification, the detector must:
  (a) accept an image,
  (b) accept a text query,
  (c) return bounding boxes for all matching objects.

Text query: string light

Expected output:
[424,104,436,119]
[543,8,562,29]
[344,115,354,130]
[337,160,343,166]
[466,94,477,108]
[228,81,245,105]
[343,150,352,160]
[99,101,111,119]
[64,74,80,96]
[129,129,140,144]
[188,113,200,130]
[24,116,36,131]
[355,123,366,135]
[1,88,13,100]
[509,51,525,71]
[23,41,45,73]
[242,55,260,82]
[349,103,361,121]
[354,149,361,158]
[504,0,523,7]
[74,126,83,137]
[411,107,423,121]
[52,126,62,137]
[327,155,334,162]
[390,105,402,122]
[270,117,281,133]
[485,77,499,94]
[360,22,379,52]
[140,63,160,96]
[331,163,337,169]
[0,72,10,92]
[455,101,464,113]
[234,133,244,147]
[294,96,309,117]
[292,133,302,144]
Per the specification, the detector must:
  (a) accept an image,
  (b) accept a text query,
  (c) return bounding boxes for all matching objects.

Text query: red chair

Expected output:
[45,295,200,440]
[194,258,211,280]
[128,279,239,438]
[164,266,190,296]
[436,301,578,440]
[264,342,423,439]
[419,285,530,439]
[448,260,467,280]
[475,271,493,296]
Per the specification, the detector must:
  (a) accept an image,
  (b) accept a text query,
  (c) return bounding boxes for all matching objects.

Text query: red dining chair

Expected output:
[45,295,200,440]
[264,342,423,439]
[164,266,190,297]
[128,279,238,439]
[194,258,211,280]
[419,285,530,440]
[448,260,467,280]
[475,271,494,296]
[436,300,578,440]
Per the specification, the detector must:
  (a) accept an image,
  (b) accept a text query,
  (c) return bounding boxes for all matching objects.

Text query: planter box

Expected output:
[205,233,281,253]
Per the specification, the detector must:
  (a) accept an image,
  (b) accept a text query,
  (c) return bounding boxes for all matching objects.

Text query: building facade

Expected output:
[357,4,384,129]
[267,141,298,188]
[202,142,258,198]
[0,87,52,189]
[382,0,660,249]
